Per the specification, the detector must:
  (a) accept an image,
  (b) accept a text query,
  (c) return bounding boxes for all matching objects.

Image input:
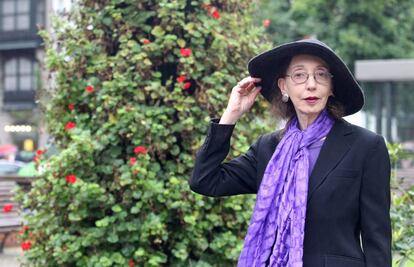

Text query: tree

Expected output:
[16,0,273,266]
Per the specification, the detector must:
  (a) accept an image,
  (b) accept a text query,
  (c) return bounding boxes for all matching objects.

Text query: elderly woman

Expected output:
[189,39,391,267]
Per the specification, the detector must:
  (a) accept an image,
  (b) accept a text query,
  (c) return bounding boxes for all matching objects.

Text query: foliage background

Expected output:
[14,0,414,266]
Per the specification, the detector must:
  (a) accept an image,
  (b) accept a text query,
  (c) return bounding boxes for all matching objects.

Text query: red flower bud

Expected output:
[263,19,271,28]
[143,39,151,45]
[68,103,75,110]
[36,149,44,156]
[180,48,192,57]
[183,82,192,90]
[19,225,29,234]
[65,174,77,184]
[65,122,76,130]
[176,75,187,83]
[130,157,137,166]
[3,203,13,213]
[21,241,32,251]
[85,85,94,93]
[134,146,148,154]
[128,260,136,267]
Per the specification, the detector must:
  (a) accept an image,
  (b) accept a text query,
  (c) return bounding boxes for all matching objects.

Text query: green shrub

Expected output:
[16,0,272,266]
[388,143,414,266]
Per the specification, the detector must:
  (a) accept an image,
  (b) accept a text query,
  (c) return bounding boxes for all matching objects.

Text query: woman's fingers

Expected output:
[238,77,261,88]
[251,86,262,98]
[237,82,252,94]
[238,83,261,96]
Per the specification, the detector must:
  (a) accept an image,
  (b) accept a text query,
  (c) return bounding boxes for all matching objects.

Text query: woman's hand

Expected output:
[219,77,262,124]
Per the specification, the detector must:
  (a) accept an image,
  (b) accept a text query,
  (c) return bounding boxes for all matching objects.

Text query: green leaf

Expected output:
[177,38,186,47]
[107,232,119,243]
[112,205,122,213]
[151,26,165,37]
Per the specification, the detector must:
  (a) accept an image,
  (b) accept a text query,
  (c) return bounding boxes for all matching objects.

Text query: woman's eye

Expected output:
[294,72,306,78]
[315,71,326,77]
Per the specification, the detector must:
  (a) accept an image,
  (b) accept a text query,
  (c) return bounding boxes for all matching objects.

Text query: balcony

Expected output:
[2,90,36,110]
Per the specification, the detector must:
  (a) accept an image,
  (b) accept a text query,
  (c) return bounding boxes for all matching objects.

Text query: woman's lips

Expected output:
[305,97,319,104]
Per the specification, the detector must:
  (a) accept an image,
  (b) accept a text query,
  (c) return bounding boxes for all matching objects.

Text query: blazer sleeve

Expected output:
[189,119,260,197]
[360,135,392,267]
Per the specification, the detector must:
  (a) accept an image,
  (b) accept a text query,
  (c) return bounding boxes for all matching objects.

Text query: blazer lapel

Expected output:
[307,119,354,202]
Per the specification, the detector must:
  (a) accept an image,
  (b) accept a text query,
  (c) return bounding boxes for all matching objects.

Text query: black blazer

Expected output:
[189,118,391,267]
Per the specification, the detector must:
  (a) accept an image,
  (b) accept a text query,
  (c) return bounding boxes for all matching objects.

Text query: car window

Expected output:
[0,164,21,175]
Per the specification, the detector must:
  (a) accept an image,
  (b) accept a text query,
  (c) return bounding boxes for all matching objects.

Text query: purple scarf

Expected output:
[238,110,334,267]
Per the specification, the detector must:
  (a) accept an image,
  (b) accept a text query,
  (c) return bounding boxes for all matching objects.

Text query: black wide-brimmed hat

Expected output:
[247,39,364,116]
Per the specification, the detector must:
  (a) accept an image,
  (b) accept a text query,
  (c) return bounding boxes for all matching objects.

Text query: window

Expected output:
[1,0,31,31]
[36,0,45,26]
[3,56,38,92]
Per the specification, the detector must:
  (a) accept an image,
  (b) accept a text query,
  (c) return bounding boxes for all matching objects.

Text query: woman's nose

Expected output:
[306,74,317,90]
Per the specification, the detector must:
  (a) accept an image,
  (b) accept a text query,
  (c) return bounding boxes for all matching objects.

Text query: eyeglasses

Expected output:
[285,70,333,85]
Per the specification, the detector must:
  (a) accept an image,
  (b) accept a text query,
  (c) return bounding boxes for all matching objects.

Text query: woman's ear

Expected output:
[278,78,287,95]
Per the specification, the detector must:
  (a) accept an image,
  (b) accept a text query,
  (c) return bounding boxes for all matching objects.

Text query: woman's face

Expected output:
[278,54,333,119]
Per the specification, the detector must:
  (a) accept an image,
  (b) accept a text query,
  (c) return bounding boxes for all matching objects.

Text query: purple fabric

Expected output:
[308,139,325,175]
[237,110,334,267]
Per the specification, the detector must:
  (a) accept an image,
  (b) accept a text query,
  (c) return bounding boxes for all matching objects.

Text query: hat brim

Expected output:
[247,39,364,116]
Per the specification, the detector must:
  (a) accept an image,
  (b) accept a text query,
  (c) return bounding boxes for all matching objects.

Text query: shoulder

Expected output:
[254,130,281,149]
[337,119,386,148]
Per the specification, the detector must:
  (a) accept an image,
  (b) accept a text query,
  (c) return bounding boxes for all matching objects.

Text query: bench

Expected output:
[0,176,34,252]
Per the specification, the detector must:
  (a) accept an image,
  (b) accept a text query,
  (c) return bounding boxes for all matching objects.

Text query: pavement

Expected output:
[0,247,23,267]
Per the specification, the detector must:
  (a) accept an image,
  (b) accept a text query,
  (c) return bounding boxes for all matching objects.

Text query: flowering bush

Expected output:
[16,0,272,266]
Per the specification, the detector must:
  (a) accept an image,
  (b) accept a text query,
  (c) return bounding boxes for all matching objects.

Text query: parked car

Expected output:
[0,160,27,175]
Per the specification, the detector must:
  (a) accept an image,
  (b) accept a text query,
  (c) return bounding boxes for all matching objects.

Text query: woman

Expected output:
[189,39,391,267]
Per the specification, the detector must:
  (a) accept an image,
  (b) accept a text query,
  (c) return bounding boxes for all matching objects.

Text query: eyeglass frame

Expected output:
[285,70,334,85]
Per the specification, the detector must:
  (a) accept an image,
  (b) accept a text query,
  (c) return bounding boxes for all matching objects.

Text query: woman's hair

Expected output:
[270,55,346,137]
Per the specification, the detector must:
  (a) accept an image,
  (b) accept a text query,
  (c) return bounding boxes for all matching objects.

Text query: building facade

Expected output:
[0,0,49,160]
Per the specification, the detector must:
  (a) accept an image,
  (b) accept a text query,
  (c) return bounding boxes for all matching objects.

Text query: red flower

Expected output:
[65,174,77,184]
[211,10,220,19]
[263,19,271,28]
[180,48,192,57]
[85,85,94,93]
[134,146,148,154]
[176,75,187,83]
[130,157,137,166]
[65,122,76,130]
[68,103,75,110]
[21,241,31,251]
[183,82,192,90]
[36,149,44,156]
[19,225,29,234]
[128,260,136,267]
[143,39,151,45]
[3,203,13,213]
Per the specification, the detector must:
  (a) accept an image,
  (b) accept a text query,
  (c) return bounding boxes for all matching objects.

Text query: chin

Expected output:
[298,106,326,116]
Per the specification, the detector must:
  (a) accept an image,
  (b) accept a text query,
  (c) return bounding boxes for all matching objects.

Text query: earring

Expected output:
[282,93,289,103]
